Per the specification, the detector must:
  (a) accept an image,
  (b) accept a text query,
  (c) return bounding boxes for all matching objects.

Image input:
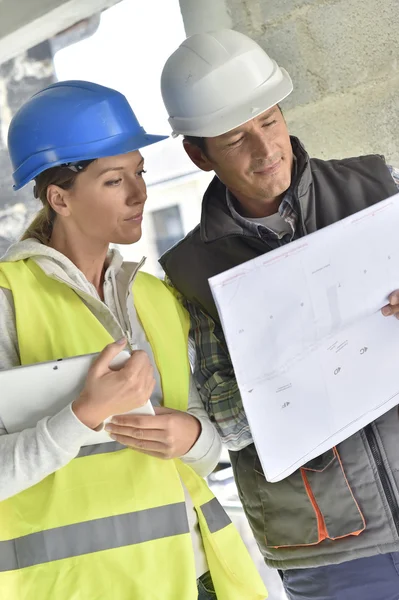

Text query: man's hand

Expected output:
[104,407,202,459]
[381,291,399,318]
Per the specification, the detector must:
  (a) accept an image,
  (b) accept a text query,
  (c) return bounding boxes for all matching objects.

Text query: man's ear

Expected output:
[47,185,71,217]
[183,140,214,172]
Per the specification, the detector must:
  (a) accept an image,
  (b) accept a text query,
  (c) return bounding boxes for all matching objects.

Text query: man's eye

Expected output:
[227,137,244,147]
[105,178,122,186]
[263,120,277,127]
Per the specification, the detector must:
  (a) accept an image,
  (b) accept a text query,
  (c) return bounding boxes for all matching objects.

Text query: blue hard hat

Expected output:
[8,80,168,190]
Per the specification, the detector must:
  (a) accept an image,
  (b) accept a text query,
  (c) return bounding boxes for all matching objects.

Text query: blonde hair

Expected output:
[21,164,90,244]
[21,204,55,245]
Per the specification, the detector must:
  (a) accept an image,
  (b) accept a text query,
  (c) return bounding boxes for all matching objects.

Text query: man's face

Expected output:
[186,106,293,217]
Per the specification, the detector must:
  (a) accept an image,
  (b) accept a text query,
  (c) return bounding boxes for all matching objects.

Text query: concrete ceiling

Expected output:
[0,0,121,65]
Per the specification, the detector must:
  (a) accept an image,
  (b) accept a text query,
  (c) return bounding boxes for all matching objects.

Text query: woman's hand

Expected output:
[72,339,155,429]
[104,407,202,458]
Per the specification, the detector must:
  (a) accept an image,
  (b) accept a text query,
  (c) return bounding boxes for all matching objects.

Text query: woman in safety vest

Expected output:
[0,81,267,600]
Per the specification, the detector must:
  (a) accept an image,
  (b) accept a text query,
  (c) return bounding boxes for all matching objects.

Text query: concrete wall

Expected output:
[0,42,56,250]
[179,0,399,164]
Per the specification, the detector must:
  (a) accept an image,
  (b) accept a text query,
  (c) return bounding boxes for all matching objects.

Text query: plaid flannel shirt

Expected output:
[184,165,399,450]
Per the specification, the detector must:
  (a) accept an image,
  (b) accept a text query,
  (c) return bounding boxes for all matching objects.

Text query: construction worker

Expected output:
[0,80,267,600]
[160,29,399,600]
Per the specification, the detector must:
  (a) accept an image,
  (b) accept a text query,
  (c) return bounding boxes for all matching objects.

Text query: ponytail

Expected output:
[20,205,55,244]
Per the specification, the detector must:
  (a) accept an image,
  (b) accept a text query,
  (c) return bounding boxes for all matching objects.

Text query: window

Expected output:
[151,205,184,257]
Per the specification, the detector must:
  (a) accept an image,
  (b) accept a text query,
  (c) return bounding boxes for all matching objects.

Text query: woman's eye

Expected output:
[137,169,147,177]
[104,178,122,187]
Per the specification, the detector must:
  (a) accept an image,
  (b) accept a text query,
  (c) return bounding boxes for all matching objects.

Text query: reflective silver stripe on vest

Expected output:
[77,441,126,458]
[0,502,189,572]
[201,498,231,534]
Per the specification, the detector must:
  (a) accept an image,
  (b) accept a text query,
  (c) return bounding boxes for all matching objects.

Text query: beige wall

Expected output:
[120,171,213,276]
[178,0,399,164]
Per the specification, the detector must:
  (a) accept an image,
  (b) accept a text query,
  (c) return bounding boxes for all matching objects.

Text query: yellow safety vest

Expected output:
[0,258,267,600]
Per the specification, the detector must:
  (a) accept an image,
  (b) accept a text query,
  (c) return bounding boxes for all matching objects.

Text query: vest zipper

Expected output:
[108,270,135,352]
[124,257,146,352]
[124,332,136,351]
[364,424,399,536]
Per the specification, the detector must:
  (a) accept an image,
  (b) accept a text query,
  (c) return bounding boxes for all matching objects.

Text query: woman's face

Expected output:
[55,151,148,246]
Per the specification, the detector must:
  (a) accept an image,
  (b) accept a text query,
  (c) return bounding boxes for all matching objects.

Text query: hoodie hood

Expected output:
[1,238,141,299]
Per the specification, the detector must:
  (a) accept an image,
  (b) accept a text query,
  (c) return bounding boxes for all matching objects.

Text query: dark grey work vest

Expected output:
[160,137,398,322]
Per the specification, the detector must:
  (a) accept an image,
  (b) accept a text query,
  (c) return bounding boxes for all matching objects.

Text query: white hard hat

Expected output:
[161,29,293,138]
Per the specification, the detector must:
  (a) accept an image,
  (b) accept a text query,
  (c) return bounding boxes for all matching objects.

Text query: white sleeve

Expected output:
[180,373,222,478]
[0,287,96,501]
[0,287,19,372]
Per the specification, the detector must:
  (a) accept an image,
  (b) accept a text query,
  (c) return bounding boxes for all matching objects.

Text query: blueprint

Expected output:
[210,193,399,482]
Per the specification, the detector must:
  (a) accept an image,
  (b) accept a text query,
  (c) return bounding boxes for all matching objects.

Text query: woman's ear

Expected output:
[47,185,71,217]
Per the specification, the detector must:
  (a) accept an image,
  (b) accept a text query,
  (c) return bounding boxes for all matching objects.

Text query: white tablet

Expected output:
[0,351,154,446]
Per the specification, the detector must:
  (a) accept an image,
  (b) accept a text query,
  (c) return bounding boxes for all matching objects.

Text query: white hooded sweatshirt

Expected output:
[0,239,222,576]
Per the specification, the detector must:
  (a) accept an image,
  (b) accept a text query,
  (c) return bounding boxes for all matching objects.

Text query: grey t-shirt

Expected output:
[246,212,292,239]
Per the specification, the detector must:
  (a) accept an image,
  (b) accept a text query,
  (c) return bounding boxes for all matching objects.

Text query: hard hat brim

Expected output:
[169,67,293,138]
[12,131,168,190]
